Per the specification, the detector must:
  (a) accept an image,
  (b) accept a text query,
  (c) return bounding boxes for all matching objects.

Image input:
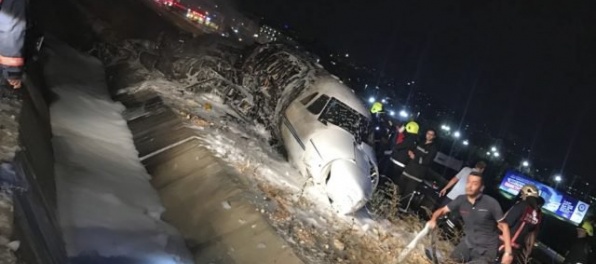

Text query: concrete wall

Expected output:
[9,61,67,264]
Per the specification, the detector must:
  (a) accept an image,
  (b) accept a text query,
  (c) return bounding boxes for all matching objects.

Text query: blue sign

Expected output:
[499,171,590,225]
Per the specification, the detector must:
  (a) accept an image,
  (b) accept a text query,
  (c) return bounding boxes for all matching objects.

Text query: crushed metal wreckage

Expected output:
[109,35,379,214]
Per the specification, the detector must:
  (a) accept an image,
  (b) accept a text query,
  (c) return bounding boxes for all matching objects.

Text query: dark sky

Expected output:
[237,0,596,182]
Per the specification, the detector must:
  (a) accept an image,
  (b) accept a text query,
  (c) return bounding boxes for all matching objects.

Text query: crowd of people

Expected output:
[370,103,594,264]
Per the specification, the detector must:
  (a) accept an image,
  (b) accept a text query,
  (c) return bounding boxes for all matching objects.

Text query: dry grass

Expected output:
[233,161,528,264]
[256,175,460,264]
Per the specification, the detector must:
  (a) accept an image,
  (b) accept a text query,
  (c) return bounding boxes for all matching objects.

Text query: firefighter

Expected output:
[498,184,544,263]
[564,220,594,264]
[0,0,26,91]
[397,128,437,212]
[387,121,419,183]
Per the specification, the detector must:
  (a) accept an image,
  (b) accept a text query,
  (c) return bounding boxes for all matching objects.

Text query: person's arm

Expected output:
[440,168,468,196]
[421,146,438,166]
[493,200,513,264]
[439,177,459,197]
[498,222,513,256]
[429,196,461,228]
[428,206,450,229]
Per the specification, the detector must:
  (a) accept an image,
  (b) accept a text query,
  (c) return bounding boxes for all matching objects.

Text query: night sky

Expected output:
[236,0,596,182]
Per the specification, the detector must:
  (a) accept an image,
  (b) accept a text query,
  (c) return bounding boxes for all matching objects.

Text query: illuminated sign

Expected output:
[499,170,590,225]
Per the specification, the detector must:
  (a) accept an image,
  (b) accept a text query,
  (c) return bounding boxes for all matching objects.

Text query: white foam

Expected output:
[44,40,192,263]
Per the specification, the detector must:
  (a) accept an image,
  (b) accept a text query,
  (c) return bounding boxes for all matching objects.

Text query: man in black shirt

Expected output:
[428,172,514,264]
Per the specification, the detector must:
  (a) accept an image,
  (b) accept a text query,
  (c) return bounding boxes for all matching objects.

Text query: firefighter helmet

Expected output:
[370,102,383,114]
[519,184,540,200]
[581,221,594,236]
[405,121,419,134]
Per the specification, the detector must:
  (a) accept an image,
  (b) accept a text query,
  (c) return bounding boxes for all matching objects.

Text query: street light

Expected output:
[389,110,395,116]
[491,146,497,152]
[554,175,562,182]
[463,140,469,146]
[368,97,375,103]
[381,99,387,104]
[399,110,408,118]
[522,161,530,167]
[454,131,461,138]
[494,152,500,157]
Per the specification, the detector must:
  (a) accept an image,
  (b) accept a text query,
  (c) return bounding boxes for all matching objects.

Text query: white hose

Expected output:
[397,223,431,263]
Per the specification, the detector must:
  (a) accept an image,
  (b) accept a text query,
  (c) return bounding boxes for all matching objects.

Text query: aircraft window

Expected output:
[300,92,319,105]
[319,98,371,144]
[307,94,330,115]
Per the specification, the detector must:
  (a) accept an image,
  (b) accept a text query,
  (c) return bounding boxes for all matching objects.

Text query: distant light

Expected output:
[389,110,395,116]
[399,110,408,118]
[375,126,380,131]
[238,38,243,42]
[233,29,239,33]
[411,81,415,84]
[381,99,387,104]
[463,140,469,146]
[345,53,350,58]
[522,161,530,167]
[253,34,259,38]
[491,146,497,152]
[494,152,500,157]
[554,175,562,182]
[368,97,375,103]
[454,131,461,138]
[486,152,491,156]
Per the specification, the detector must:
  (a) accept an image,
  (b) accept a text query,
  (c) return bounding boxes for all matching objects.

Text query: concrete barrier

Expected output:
[118,91,304,264]
[0,68,67,263]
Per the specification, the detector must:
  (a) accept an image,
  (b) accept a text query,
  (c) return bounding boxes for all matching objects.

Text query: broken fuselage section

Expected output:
[133,36,379,214]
